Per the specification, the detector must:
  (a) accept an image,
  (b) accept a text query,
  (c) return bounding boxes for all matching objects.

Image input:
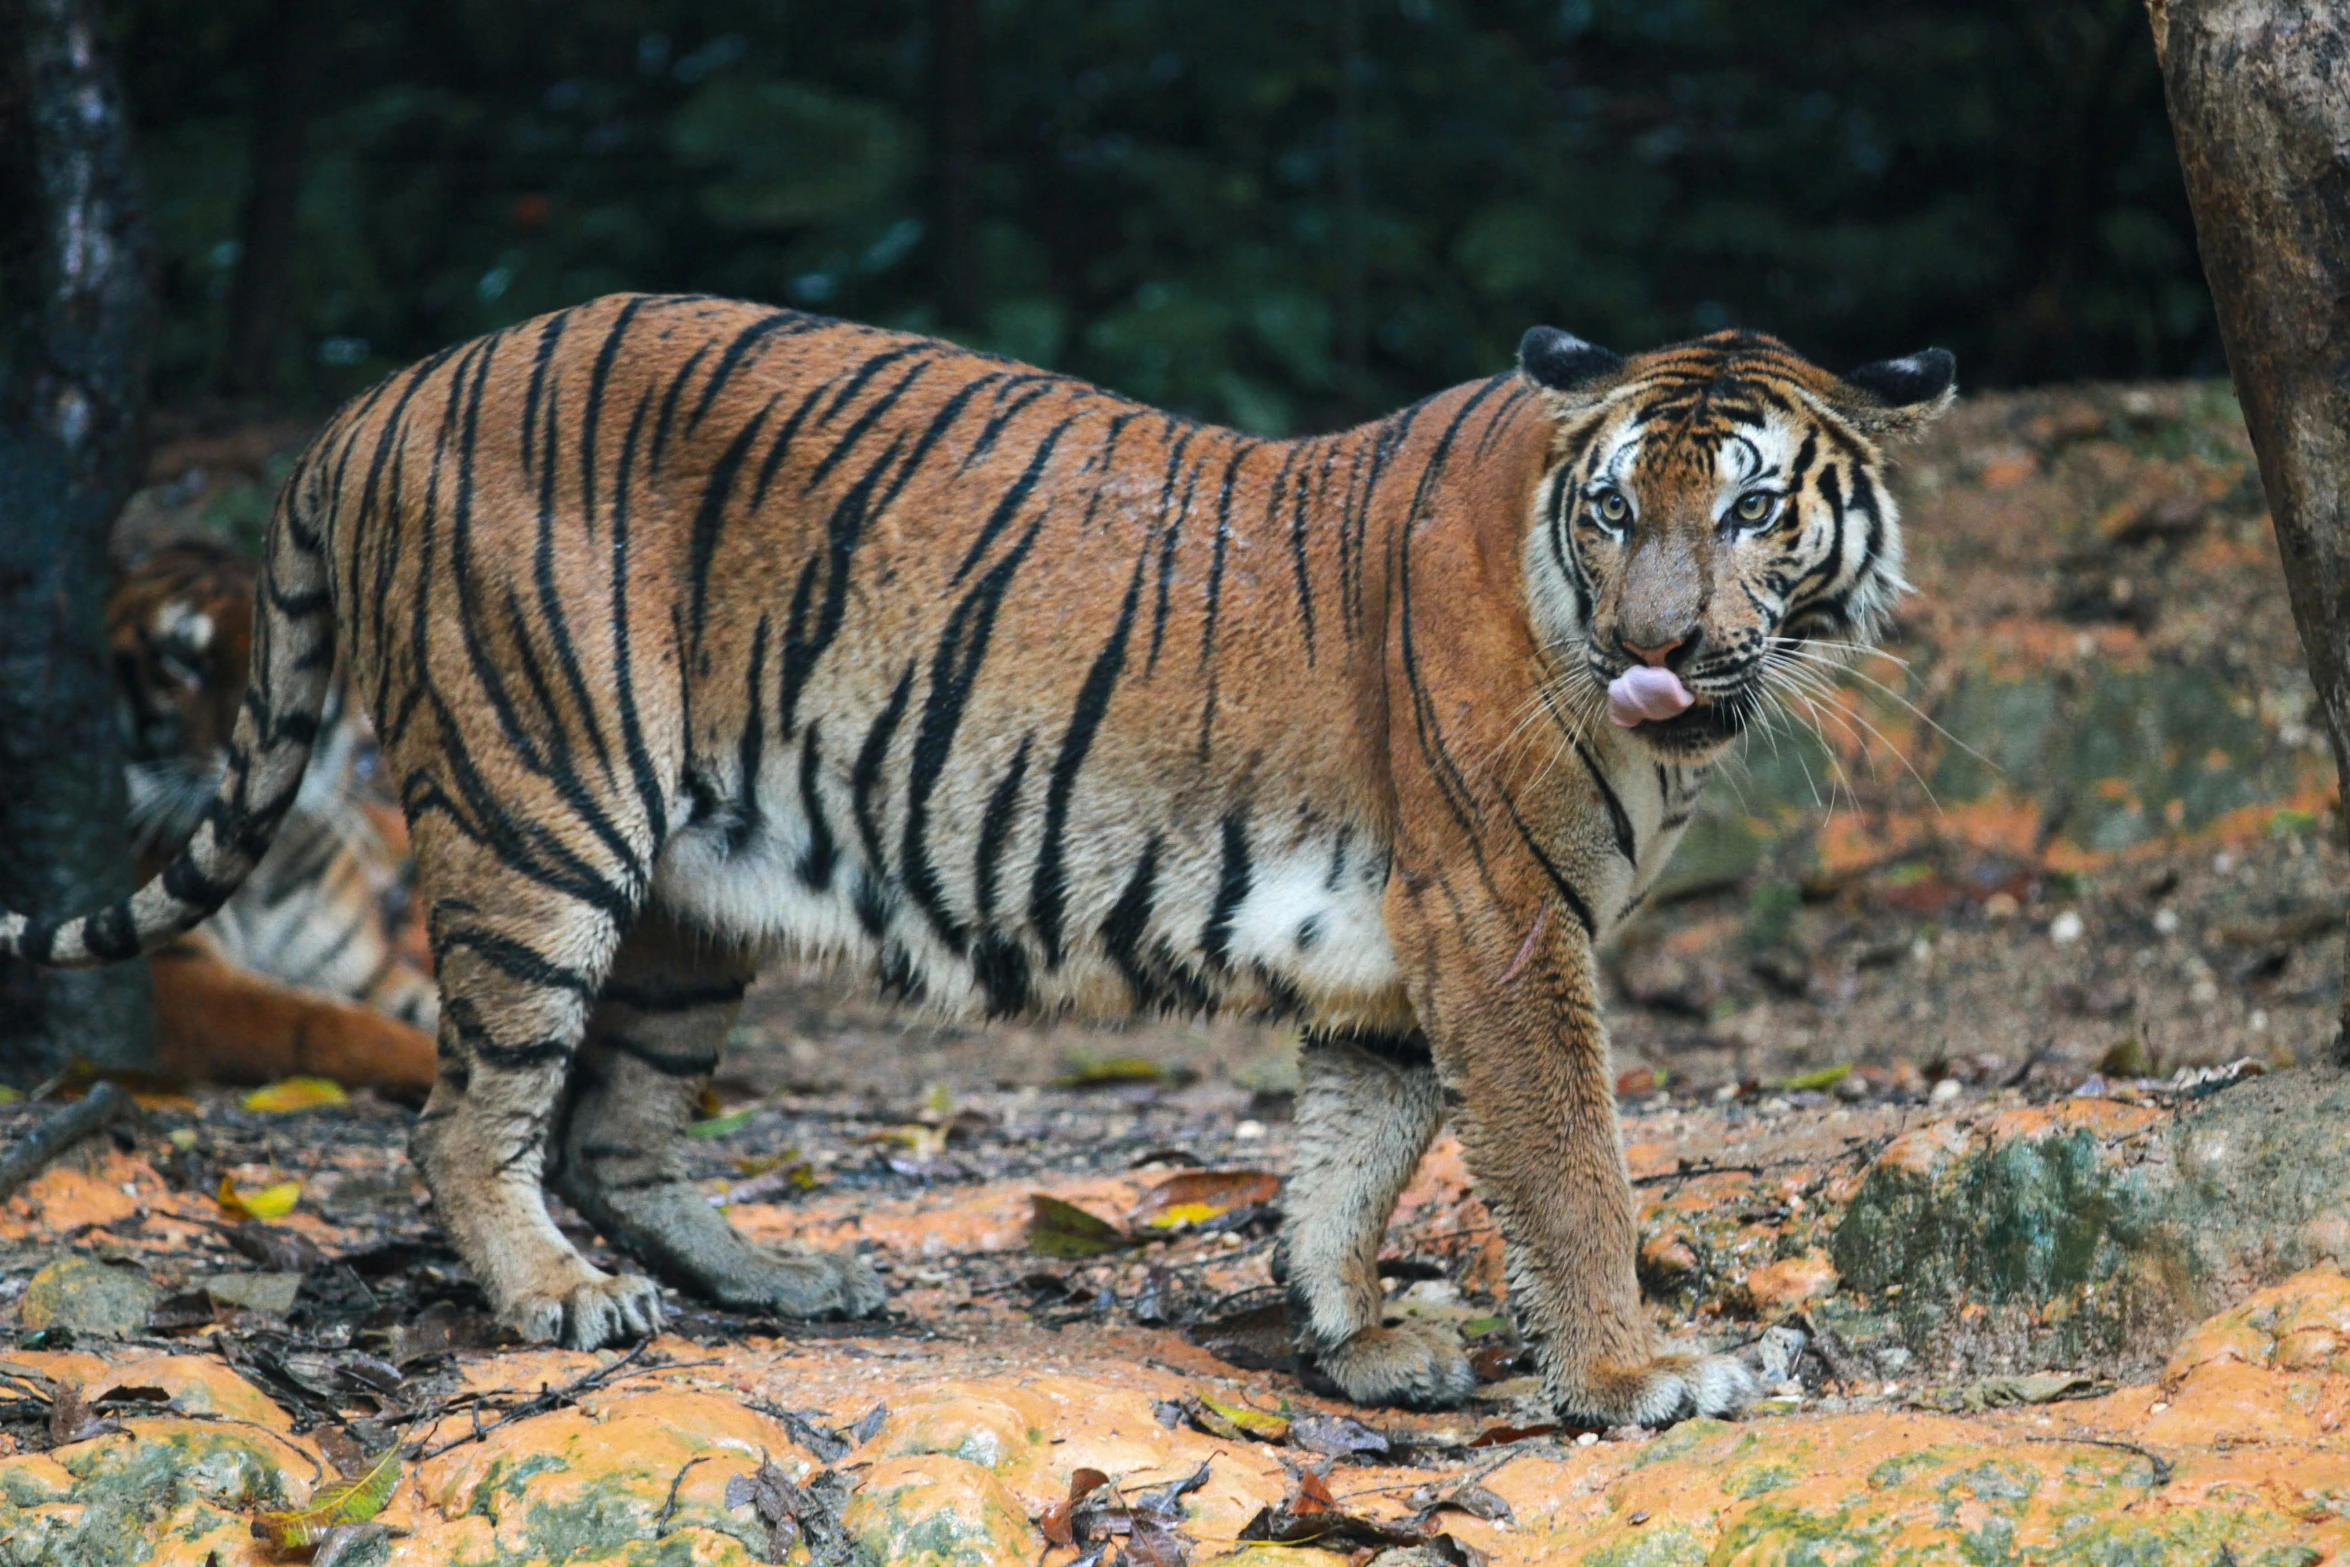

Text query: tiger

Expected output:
[109,540,438,1092]
[1,294,1951,1427]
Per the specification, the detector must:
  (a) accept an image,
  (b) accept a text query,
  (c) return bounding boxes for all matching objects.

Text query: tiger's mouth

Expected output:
[1594,659,1754,757]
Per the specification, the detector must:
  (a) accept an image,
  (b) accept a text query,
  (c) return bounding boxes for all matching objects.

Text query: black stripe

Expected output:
[1572,739,1638,864]
[904,516,1046,952]
[795,721,837,890]
[1201,813,1251,969]
[1029,542,1149,965]
[951,417,1072,583]
[687,396,777,649]
[851,664,916,894]
[686,310,798,429]
[973,734,1031,919]
[603,978,749,1013]
[728,617,772,854]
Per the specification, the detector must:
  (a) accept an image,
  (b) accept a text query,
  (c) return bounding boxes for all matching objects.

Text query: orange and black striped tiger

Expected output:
[109,540,437,1091]
[1,294,1951,1427]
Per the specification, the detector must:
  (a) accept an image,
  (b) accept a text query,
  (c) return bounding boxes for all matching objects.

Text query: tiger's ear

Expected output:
[1518,326,1624,404]
[1837,348,1957,440]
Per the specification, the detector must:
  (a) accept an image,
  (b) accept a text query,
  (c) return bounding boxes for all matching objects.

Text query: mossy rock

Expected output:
[1826,1067,2350,1378]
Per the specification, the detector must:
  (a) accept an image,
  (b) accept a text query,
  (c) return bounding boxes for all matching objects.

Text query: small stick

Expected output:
[0,1082,134,1205]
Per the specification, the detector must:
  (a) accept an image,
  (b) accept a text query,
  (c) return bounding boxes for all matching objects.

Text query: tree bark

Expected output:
[0,0,156,1083]
[222,0,328,396]
[928,0,981,333]
[2147,0,2350,1060]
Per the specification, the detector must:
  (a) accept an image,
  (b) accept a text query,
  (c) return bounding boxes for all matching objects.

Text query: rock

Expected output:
[1738,1251,1838,1315]
[1826,1067,2350,1379]
[841,1455,1041,1567]
[18,1257,161,1339]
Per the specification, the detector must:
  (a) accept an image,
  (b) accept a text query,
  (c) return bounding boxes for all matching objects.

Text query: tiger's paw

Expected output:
[504,1270,666,1351]
[1560,1350,1757,1428]
[712,1247,888,1320]
[1310,1321,1478,1410]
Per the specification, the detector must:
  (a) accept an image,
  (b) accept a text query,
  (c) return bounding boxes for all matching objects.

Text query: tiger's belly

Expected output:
[645,784,1412,1032]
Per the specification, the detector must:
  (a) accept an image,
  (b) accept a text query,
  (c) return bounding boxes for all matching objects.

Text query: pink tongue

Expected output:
[1608,665,1695,728]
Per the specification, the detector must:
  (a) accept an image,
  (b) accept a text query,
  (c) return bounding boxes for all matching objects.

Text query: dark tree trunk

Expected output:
[2147,0,2350,1059]
[222,0,327,396]
[928,0,981,333]
[0,0,156,1083]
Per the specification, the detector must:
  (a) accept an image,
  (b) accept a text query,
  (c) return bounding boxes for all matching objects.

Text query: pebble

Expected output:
[1929,1078,1963,1106]
[2050,910,2085,943]
[1234,1120,1266,1141]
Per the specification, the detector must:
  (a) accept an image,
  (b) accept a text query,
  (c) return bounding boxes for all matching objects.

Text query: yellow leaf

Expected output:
[239,1077,350,1113]
[1187,1389,1290,1442]
[250,1443,401,1548]
[0,1086,20,1104]
[1126,1169,1280,1231]
[217,1174,302,1222]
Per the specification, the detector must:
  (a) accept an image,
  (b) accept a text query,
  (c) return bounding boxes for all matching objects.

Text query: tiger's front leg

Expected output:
[1395,881,1756,1427]
[1282,1030,1469,1408]
[549,909,885,1321]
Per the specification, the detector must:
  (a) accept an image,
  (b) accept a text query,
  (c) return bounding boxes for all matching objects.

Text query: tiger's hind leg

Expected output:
[406,833,656,1351]
[550,909,886,1320]
[1282,1030,1474,1409]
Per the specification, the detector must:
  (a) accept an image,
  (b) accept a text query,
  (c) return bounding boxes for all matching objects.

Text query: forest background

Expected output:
[126,0,2211,427]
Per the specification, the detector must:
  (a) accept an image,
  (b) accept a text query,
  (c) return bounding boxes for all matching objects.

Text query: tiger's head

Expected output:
[1517,326,1954,760]
[109,539,374,859]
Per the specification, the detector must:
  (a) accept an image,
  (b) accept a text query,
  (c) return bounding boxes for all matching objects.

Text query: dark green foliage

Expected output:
[116,0,2212,427]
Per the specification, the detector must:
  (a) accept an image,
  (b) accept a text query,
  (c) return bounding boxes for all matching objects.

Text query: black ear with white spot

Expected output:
[1517,326,1625,396]
[1839,348,1957,437]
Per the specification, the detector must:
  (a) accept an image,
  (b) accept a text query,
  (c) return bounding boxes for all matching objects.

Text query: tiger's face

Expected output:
[1518,328,1954,760]
[110,542,258,854]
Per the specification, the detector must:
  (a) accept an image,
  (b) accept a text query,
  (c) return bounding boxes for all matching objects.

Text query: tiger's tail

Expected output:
[0,453,337,968]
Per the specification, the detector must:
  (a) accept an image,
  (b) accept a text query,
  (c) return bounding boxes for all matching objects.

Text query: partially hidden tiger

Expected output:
[4,294,1952,1427]
[109,538,438,1093]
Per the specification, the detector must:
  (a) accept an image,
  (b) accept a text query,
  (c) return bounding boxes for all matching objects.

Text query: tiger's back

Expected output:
[330,295,1458,1034]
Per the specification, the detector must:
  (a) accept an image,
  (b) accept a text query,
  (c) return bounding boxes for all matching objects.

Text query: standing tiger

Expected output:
[1,295,1951,1427]
[109,540,438,1091]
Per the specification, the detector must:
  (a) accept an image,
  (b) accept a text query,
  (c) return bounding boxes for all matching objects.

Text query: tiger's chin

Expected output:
[1620,695,1749,760]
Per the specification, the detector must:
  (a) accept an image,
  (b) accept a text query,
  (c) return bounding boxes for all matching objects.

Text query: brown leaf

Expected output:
[1039,1466,1111,1547]
[1026,1194,1132,1259]
[1125,1169,1280,1232]
[1291,1413,1391,1459]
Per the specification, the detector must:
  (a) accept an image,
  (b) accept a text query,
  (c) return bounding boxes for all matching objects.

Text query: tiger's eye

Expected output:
[1734,491,1775,525]
[1596,491,1630,525]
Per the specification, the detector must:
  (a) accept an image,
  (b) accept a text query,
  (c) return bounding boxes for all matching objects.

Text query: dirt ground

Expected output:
[1,379,2342,1562]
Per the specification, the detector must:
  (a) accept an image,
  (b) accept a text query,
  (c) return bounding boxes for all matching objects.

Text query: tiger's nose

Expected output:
[1620,631,1696,669]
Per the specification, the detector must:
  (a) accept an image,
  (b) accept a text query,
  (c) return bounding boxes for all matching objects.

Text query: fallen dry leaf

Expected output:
[238,1077,349,1114]
[250,1443,400,1548]
[1183,1388,1290,1443]
[1125,1169,1279,1231]
[216,1174,301,1222]
[1027,1194,1132,1259]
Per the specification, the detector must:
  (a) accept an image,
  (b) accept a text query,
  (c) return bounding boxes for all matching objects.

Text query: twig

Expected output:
[2026,1431,2172,1489]
[0,1082,134,1204]
[655,1454,710,1533]
[413,1341,712,1460]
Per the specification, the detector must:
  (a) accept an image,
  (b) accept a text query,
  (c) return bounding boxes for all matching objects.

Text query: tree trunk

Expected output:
[2147,0,2350,1060]
[0,0,157,1083]
[928,0,981,333]
[222,0,327,396]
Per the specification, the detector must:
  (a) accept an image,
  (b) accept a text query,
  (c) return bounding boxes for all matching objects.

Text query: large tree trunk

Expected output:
[222,0,329,396]
[0,0,156,1083]
[2148,0,2350,1060]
